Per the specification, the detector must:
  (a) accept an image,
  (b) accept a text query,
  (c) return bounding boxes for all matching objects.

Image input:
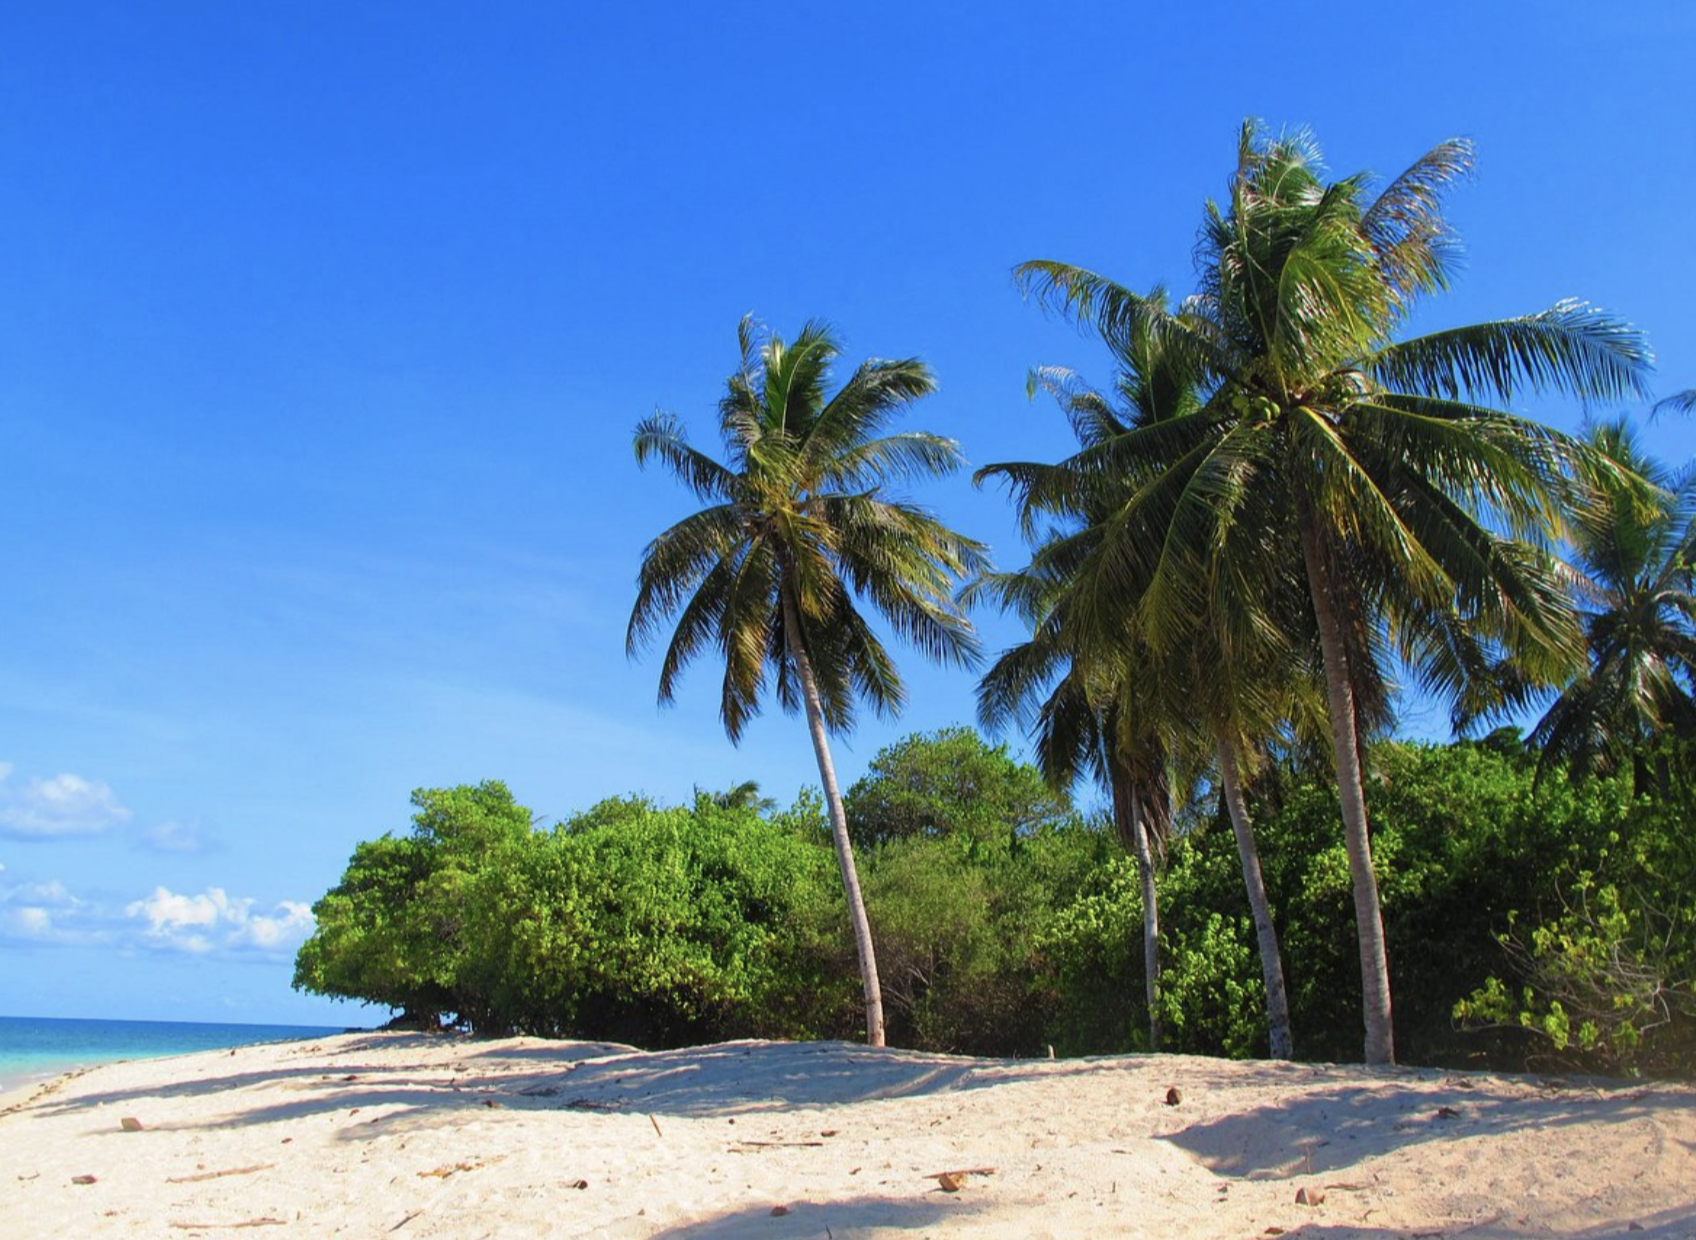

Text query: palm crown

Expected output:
[1532,418,1696,782]
[628,317,987,741]
[996,122,1654,1064]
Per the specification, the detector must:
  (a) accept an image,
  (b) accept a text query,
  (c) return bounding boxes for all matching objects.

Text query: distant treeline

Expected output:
[294,727,1695,1077]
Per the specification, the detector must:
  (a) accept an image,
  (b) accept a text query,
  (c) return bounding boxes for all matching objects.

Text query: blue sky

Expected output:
[2,2,1693,1025]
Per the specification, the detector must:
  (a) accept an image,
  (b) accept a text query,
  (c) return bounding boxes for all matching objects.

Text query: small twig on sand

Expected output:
[649,1114,663,1139]
[389,1209,424,1232]
[166,1164,275,1184]
[168,1220,286,1231]
[417,1160,487,1179]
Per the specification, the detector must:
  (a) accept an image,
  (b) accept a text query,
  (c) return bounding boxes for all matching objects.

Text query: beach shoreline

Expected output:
[1,1030,1691,1238]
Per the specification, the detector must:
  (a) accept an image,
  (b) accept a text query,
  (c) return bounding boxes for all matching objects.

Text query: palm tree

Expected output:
[694,780,780,814]
[628,317,987,1047]
[975,362,1176,1051]
[979,342,1298,1058]
[1530,418,1696,789]
[974,529,1175,1050]
[1012,123,1651,1064]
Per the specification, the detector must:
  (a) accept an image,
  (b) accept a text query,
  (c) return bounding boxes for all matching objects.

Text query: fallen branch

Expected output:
[168,1220,286,1231]
[416,1155,503,1179]
[166,1164,275,1184]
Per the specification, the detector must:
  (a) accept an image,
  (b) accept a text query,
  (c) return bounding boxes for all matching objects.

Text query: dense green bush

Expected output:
[844,726,1075,849]
[295,732,1695,1075]
[864,825,1115,1055]
[295,784,855,1046]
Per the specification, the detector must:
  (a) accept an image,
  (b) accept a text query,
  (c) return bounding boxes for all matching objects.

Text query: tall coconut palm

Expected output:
[1013,123,1651,1064]
[1530,418,1696,789]
[628,317,986,1047]
[974,347,1189,1051]
[978,336,1301,1057]
[973,532,1174,1050]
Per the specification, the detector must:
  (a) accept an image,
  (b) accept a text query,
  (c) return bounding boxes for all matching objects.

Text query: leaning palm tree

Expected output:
[1530,418,1696,789]
[979,338,1300,1057]
[1013,123,1651,1063]
[975,345,1193,1051]
[628,317,987,1047]
[974,533,1175,1050]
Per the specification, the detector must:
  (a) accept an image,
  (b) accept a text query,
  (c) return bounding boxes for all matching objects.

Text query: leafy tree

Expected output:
[1011,123,1650,1062]
[628,317,987,1045]
[296,783,856,1044]
[843,726,1073,851]
[864,814,1116,1055]
[292,781,534,1028]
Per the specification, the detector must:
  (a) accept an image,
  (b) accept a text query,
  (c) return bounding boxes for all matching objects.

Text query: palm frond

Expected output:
[627,504,745,654]
[1366,301,1653,405]
[633,412,739,502]
[1652,389,1696,418]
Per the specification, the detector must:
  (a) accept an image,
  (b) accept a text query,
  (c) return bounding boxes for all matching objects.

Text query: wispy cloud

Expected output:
[0,763,132,839]
[141,820,216,854]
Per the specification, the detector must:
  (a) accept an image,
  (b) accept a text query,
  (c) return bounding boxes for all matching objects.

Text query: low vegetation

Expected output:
[295,729,1696,1076]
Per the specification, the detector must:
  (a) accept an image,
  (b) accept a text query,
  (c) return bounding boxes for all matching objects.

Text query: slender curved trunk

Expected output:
[1298,511,1395,1065]
[781,585,886,1047]
[1110,758,1162,1050]
[1216,738,1293,1060]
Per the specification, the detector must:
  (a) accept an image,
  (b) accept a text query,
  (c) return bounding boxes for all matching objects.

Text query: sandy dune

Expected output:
[0,1031,1691,1238]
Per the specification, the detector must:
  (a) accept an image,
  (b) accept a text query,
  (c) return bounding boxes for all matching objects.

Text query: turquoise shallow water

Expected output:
[0,1014,349,1095]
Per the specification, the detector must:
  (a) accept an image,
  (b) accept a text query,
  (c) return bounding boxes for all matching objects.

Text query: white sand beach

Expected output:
[0,1031,1691,1239]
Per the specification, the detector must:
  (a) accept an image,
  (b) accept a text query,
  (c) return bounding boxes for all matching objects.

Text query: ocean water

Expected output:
[0,1015,351,1096]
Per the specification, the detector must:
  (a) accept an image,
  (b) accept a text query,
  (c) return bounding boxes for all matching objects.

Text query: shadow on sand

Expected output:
[21,1038,989,1140]
[1210,1200,1696,1240]
[21,1033,1684,1182]
[1158,1071,1667,1179]
[638,1191,985,1239]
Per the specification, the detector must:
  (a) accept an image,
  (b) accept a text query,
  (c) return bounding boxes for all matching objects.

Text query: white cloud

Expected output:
[125,886,315,958]
[12,879,76,906]
[230,901,314,950]
[0,766,132,839]
[0,875,313,959]
[0,877,107,946]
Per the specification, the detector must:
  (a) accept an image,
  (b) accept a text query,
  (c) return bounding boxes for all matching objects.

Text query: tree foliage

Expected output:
[294,732,1696,1076]
[843,726,1074,850]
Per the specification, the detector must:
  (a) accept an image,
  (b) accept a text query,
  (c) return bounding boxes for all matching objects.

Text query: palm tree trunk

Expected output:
[1131,788,1164,1053]
[1298,513,1395,1066]
[1216,738,1293,1060]
[781,585,887,1047]
[1110,759,1162,1051]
